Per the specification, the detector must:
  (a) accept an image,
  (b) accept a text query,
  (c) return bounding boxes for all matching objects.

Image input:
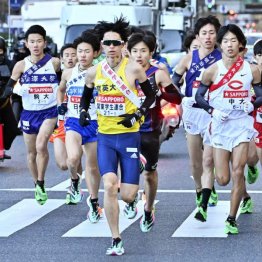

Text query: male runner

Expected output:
[195,24,262,234]
[1,25,60,205]
[128,32,181,232]
[80,17,156,255]
[173,16,221,207]
[57,33,101,220]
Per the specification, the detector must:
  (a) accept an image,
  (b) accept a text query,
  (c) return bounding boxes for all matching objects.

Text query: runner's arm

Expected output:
[195,69,214,114]
[135,66,156,115]
[156,69,182,104]
[80,66,96,112]
[172,54,190,89]
[0,61,24,99]
[253,83,262,108]
[57,70,68,105]
[252,65,262,108]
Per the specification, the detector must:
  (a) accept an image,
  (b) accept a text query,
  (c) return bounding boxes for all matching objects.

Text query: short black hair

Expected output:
[254,39,262,55]
[25,25,46,40]
[73,32,100,52]
[96,15,130,42]
[183,31,197,51]
[60,43,75,58]
[127,33,156,53]
[217,24,246,47]
[194,15,221,35]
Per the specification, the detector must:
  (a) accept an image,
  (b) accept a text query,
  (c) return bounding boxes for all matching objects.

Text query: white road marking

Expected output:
[51,172,85,190]
[0,199,65,237]
[172,201,240,238]
[62,200,159,237]
[1,188,262,194]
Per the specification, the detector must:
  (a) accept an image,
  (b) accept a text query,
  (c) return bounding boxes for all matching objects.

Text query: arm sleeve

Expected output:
[172,72,183,88]
[161,84,182,104]
[139,79,156,115]
[80,85,94,111]
[253,83,262,108]
[195,82,214,113]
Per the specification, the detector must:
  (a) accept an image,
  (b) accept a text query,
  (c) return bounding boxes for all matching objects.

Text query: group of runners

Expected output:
[1,13,262,256]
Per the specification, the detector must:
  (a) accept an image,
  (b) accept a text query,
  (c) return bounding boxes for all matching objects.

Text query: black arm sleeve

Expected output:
[161,84,182,104]
[253,83,262,108]
[172,72,183,88]
[195,82,214,113]
[80,85,94,111]
[6,78,17,88]
[139,79,156,115]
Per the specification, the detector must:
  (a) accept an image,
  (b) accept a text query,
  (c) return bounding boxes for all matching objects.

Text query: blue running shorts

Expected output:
[97,132,141,185]
[20,106,58,134]
[65,117,98,145]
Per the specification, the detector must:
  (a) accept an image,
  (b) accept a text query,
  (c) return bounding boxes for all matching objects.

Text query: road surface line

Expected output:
[51,172,86,190]
[63,200,159,237]
[172,201,240,238]
[0,199,65,237]
[1,188,262,194]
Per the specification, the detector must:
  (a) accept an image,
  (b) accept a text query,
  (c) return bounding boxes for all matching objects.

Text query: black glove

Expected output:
[57,103,67,115]
[1,86,13,99]
[117,111,142,128]
[79,110,91,127]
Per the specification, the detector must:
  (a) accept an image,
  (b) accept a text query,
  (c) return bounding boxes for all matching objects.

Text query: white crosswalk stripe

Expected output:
[0,199,65,237]
[172,201,240,238]
[63,200,158,237]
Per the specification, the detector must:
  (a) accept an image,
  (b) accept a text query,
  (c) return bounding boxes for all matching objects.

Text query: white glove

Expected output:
[182,97,195,108]
[212,109,229,123]
[243,101,254,114]
[13,83,28,96]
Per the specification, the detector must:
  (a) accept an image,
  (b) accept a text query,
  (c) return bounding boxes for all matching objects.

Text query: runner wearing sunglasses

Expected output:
[80,16,156,256]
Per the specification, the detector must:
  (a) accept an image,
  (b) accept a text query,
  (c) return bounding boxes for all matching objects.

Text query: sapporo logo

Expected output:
[228,80,243,90]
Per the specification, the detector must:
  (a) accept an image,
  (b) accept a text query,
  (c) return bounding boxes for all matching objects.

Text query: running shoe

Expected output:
[195,193,202,207]
[208,190,218,206]
[106,239,125,256]
[123,192,139,219]
[247,165,259,184]
[35,184,48,205]
[194,206,207,222]
[240,198,253,214]
[65,176,83,205]
[86,195,102,223]
[140,210,155,232]
[224,220,238,234]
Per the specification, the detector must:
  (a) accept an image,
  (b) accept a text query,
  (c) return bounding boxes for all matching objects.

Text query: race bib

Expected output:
[96,95,125,116]
[223,89,248,110]
[29,86,54,105]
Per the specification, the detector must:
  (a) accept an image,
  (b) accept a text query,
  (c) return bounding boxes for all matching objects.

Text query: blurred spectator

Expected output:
[0,36,20,156]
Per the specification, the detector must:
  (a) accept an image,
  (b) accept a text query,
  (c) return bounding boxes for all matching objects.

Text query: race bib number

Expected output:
[96,95,125,116]
[223,90,248,110]
[29,86,53,105]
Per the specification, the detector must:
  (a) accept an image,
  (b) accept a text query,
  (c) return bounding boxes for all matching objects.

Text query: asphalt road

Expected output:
[1,128,262,262]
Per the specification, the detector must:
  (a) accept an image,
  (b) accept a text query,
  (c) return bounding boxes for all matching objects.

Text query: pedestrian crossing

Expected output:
[0,193,240,239]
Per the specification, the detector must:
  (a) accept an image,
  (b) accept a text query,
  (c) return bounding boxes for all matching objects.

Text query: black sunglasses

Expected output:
[101,40,124,46]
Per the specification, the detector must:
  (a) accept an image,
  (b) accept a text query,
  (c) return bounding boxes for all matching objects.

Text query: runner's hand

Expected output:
[211,109,229,122]
[182,97,195,108]
[243,101,254,114]
[117,111,141,128]
[57,103,67,115]
[79,110,91,126]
